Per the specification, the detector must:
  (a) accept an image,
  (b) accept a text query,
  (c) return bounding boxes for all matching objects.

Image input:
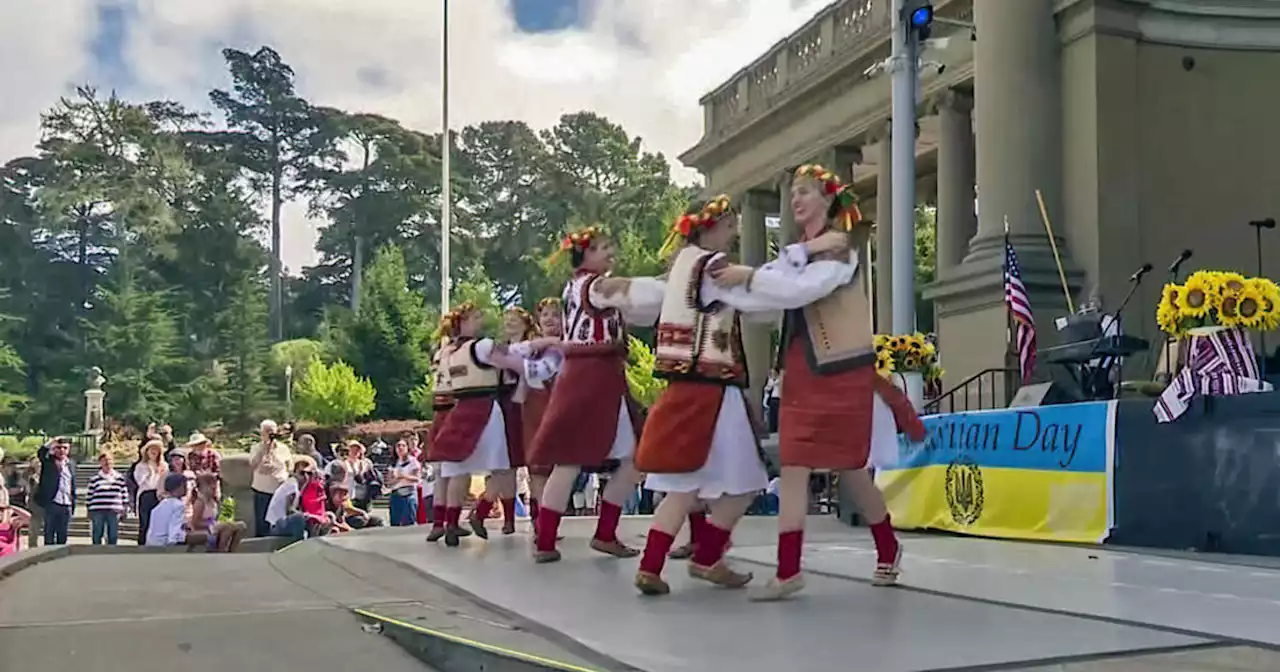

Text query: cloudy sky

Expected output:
[0,0,827,273]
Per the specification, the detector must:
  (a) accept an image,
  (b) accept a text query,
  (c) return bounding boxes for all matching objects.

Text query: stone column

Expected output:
[740,189,772,421]
[968,0,1062,256]
[933,88,977,277]
[872,124,893,333]
[777,169,796,247]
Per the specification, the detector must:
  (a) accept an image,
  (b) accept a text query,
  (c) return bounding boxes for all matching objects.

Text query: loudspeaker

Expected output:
[1008,381,1081,408]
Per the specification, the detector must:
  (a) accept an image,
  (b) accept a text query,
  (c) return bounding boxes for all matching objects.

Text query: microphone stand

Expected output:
[1083,273,1145,400]
[1250,219,1274,378]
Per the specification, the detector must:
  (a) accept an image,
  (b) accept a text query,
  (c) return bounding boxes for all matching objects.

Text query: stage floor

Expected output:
[318,517,1280,671]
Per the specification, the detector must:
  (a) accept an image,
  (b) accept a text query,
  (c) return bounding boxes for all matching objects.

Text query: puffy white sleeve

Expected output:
[472,338,526,372]
[586,276,665,325]
[705,253,856,315]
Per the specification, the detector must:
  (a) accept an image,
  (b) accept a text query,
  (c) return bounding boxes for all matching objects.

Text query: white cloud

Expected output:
[0,0,829,272]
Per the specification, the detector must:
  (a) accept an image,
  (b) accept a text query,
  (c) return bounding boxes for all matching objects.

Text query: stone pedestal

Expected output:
[740,190,773,420]
[83,389,105,438]
[219,454,258,534]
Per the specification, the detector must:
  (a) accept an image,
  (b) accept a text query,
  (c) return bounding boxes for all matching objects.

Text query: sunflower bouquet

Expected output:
[873,332,943,382]
[1156,270,1280,336]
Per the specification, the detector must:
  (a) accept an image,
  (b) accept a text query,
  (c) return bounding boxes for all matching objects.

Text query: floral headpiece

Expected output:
[549,225,605,264]
[660,194,734,258]
[504,306,536,339]
[794,164,863,231]
[535,297,562,316]
[434,301,478,342]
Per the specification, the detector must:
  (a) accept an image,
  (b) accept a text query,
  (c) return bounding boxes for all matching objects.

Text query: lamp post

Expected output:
[284,364,294,420]
[440,0,452,313]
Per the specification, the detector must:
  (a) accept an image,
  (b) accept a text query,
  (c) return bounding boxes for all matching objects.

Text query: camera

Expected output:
[271,422,295,440]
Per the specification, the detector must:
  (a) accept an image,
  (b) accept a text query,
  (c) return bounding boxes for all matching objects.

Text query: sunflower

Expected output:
[1218,292,1242,327]
[1234,284,1266,329]
[875,349,895,376]
[924,363,945,382]
[1247,278,1280,331]
[1179,273,1214,318]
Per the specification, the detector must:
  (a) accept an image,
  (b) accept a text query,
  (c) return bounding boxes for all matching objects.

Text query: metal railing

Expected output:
[924,368,1018,415]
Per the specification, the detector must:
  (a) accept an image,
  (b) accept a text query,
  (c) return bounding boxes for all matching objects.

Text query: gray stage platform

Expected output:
[321,517,1280,671]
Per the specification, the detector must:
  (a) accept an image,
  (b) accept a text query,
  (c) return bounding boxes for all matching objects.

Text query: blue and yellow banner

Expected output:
[875,400,1117,544]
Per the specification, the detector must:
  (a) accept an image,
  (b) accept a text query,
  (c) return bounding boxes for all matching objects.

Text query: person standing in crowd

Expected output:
[387,439,422,527]
[632,195,855,596]
[330,440,376,512]
[184,432,221,477]
[0,485,31,557]
[249,420,291,537]
[87,451,128,546]
[764,369,783,434]
[34,437,75,546]
[155,423,178,462]
[295,433,328,470]
[711,164,926,601]
[527,226,665,563]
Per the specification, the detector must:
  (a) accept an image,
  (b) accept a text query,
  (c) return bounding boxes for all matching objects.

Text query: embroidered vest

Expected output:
[779,245,876,374]
[563,270,626,345]
[431,348,455,410]
[443,338,502,397]
[653,246,748,387]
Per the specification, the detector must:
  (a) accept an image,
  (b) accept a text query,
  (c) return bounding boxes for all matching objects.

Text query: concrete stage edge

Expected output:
[317,516,1280,672]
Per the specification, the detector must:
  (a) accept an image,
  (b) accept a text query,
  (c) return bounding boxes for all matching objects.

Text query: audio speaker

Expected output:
[1008,381,1081,408]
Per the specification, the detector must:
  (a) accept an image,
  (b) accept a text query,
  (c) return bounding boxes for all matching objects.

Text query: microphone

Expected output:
[1129,263,1153,283]
[1249,218,1276,230]
[1167,249,1192,275]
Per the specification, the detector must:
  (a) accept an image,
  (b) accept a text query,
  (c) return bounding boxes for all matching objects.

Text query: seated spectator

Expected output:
[295,434,328,470]
[0,486,31,557]
[330,440,377,511]
[264,457,329,541]
[190,473,246,552]
[298,468,331,536]
[86,451,128,546]
[145,473,208,549]
[327,482,384,531]
[184,432,221,476]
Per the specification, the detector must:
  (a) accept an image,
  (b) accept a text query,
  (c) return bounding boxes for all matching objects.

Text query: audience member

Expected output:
[34,437,75,546]
[184,432,221,476]
[132,439,167,544]
[295,434,328,469]
[145,473,206,549]
[0,486,30,557]
[190,473,247,552]
[264,456,327,541]
[327,482,384,531]
[387,440,421,526]
[250,420,292,537]
[86,451,128,546]
[331,441,378,511]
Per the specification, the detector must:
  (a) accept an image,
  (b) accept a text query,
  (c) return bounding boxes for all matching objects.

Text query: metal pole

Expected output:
[890,0,918,334]
[440,0,452,313]
[1258,224,1267,377]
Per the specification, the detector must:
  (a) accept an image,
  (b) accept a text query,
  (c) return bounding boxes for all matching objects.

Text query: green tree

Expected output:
[625,335,665,407]
[294,356,376,426]
[333,245,434,418]
[210,46,337,341]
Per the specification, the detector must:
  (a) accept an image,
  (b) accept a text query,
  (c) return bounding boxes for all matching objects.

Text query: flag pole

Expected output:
[439,0,452,313]
[1034,189,1074,313]
[1004,216,1017,394]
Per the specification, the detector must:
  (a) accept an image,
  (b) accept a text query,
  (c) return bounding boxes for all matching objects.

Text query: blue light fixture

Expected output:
[910,5,934,28]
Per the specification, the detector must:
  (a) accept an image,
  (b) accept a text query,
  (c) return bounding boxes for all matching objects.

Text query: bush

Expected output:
[218,496,236,522]
[625,336,666,407]
[0,435,48,463]
[294,356,377,426]
[409,376,434,420]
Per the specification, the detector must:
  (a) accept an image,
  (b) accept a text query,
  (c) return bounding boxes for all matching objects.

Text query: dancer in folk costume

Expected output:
[528,225,665,563]
[425,313,470,543]
[712,165,926,601]
[466,306,540,537]
[633,195,856,596]
[521,297,565,536]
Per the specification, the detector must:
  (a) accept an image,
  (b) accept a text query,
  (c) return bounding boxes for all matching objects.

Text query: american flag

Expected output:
[1004,239,1036,383]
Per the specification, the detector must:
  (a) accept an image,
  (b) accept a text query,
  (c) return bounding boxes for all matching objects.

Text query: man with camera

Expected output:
[248,420,293,537]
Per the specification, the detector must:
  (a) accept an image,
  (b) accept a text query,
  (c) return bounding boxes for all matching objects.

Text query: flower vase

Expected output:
[893,371,925,412]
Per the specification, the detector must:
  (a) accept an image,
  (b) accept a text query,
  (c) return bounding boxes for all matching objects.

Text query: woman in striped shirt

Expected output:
[87,452,129,545]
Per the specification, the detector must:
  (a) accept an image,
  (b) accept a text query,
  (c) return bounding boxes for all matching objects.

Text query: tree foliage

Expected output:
[294,356,376,426]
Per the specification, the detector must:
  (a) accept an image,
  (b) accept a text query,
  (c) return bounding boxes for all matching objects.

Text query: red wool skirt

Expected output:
[431,396,495,463]
[779,339,924,470]
[424,405,452,462]
[528,344,642,469]
[521,386,555,477]
[634,381,722,474]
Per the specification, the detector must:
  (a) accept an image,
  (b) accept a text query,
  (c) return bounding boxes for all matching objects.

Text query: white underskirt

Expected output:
[868,391,902,470]
[607,399,635,461]
[644,387,769,498]
[440,402,511,478]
